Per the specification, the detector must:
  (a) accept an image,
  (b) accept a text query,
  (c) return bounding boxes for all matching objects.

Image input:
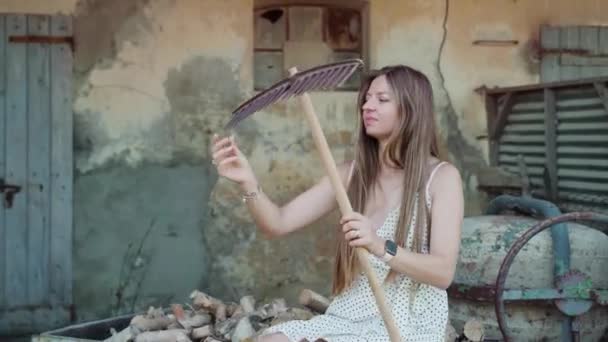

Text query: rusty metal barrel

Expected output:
[449,213,608,341]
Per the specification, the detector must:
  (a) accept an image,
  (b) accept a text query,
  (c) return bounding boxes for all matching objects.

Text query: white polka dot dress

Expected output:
[262,163,449,342]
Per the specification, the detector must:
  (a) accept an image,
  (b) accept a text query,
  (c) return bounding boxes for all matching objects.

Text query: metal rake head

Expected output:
[225,59,364,130]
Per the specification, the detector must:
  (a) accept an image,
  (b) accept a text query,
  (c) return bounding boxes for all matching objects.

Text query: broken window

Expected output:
[254,3,365,91]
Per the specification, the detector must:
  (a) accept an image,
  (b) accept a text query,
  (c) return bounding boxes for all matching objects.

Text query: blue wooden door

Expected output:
[0,14,73,335]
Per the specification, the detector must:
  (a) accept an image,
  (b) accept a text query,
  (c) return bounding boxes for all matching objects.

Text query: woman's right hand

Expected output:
[211,134,257,188]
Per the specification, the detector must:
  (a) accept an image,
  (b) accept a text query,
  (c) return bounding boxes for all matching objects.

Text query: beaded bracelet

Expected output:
[242,184,261,203]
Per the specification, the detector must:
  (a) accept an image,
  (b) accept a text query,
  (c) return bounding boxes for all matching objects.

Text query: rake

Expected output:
[226,59,401,342]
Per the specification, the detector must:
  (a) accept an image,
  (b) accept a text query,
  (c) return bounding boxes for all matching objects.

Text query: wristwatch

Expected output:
[381,239,398,263]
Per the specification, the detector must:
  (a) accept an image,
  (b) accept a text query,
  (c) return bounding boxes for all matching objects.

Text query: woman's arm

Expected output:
[384,164,463,289]
[340,163,463,289]
[213,134,353,239]
[242,161,351,238]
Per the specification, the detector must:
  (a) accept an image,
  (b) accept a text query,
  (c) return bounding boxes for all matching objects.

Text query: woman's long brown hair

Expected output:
[332,65,441,295]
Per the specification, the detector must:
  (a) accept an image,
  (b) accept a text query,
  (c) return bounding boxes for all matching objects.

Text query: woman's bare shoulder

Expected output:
[430,162,462,194]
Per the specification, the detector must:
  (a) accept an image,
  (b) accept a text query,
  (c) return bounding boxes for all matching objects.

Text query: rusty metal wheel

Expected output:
[494,211,608,341]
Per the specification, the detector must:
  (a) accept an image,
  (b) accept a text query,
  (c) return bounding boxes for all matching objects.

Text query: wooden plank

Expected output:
[500,134,546,143]
[27,14,51,306]
[558,168,608,180]
[510,101,544,112]
[558,158,608,167]
[557,122,608,131]
[558,145,608,155]
[501,165,544,176]
[499,144,546,154]
[592,82,608,115]
[49,14,73,306]
[498,154,545,165]
[541,25,560,83]
[491,92,514,139]
[507,112,544,123]
[544,88,558,201]
[0,15,6,310]
[557,134,608,143]
[484,94,499,165]
[559,180,608,192]
[484,76,608,95]
[557,97,603,108]
[503,123,545,133]
[561,55,608,67]
[5,14,28,308]
[557,108,607,120]
[598,26,608,77]
[559,26,581,81]
[579,26,601,78]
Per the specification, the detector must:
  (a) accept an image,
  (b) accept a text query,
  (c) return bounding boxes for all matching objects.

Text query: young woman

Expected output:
[211,65,464,342]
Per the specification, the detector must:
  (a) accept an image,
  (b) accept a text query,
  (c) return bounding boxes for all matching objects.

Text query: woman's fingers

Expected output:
[211,135,233,154]
[341,220,363,233]
[345,229,361,241]
[218,155,239,168]
[213,144,236,162]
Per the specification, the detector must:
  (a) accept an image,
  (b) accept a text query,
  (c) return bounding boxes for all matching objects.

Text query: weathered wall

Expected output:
[69,0,255,321]
[2,0,607,328]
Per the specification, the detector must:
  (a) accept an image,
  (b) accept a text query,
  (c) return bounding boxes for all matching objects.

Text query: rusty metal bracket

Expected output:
[9,35,74,52]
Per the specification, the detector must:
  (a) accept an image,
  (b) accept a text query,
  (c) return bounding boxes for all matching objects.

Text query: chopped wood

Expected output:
[191,325,213,339]
[100,288,485,342]
[134,329,190,342]
[270,308,315,326]
[239,295,256,314]
[298,289,330,314]
[130,307,175,333]
[190,290,227,321]
[231,316,255,342]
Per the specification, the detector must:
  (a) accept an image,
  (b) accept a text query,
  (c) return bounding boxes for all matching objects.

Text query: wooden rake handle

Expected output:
[288,67,401,342]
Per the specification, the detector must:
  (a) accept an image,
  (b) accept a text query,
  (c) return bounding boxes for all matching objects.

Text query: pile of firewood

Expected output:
[104,289,328,342]
[104,288,485,342]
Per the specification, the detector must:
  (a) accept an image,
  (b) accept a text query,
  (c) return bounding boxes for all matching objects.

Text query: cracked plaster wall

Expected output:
[2,0,607,325]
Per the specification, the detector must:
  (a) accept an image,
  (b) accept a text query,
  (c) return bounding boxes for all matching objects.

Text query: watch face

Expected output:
[385,240,398,256]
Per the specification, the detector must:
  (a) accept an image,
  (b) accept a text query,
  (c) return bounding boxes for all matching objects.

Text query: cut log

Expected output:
[190,290,227,321]
[258,298,287,319]
[203,337,223,342]
[239,295,256,314]
[299,289,330,314]
[130,307,175,333]
[192,325,213,339]
[463,318,484,342]
[134,329,190,342]
[270,308,315,326]
[215,313,244,337]
[231,316,255,342]
[226,302,240,317]
[171,303,211,330]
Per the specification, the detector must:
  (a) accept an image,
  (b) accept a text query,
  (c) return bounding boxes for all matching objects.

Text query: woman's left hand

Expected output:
[340,212,385,257]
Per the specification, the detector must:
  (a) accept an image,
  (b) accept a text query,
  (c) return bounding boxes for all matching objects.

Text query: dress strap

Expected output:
[425,161,447,204]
